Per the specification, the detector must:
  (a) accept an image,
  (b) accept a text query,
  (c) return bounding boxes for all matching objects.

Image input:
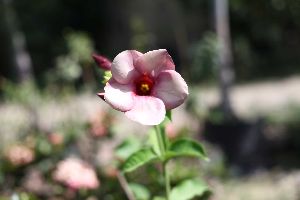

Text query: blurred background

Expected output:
[0,0,300,199]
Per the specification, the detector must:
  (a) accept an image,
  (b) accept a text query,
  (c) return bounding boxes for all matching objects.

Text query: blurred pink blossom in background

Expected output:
[48,132,64,146]
[165,123,178,139]
[5,144,35,166]
[100,49,188,125]
[52,157,99,190]
[89,110,111,138]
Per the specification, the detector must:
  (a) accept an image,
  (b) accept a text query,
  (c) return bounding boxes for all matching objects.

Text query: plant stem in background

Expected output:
[117,171,136,200]
[163,161,171,200]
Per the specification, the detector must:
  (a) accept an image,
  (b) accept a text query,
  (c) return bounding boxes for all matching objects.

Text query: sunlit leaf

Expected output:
[115,137,141,160]
[170,178,210,200]
[166,138,208,161]
[122,148,158,172]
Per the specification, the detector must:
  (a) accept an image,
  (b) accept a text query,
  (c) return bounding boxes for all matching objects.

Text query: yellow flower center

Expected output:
[140,83,150,93]
[135,75,154,96]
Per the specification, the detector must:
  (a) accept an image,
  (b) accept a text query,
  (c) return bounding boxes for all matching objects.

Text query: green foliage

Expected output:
[36,138,52,156]
[170,178,210,200]
[55,56,82,82]
[190,32,219,83]
[123,120,209,199]
[166,110,172,121]
[166,139,208,161]
[1,80,40,104]
[65,31,94,64]
[122,148,159,173]
[129,183,151,200]
[115,137,142,160]
[50,31,95,86]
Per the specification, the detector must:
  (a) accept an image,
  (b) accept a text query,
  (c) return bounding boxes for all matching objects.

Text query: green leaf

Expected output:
[122,148,159,173]
[166,110,172,121]
[115,137,141,160]
[170,179,210,200]
[166,138,208,161]
[129,183,150,200]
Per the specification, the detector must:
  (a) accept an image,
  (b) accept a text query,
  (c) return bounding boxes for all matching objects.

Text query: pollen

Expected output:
[135,75,154,96]
[140,83,150,93]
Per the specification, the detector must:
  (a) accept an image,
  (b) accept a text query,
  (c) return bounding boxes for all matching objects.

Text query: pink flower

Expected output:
[101,49,188,125]
[48,132,64,146]
[5,145,35,166]
[53,157,99,190]
[165,123,178,139]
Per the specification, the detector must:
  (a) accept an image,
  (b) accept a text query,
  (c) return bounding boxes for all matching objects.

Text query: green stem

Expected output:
[154,125,171,200]
[155,125,165,154]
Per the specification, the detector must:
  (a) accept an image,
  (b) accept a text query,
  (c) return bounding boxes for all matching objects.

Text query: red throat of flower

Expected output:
[135,75,154,96]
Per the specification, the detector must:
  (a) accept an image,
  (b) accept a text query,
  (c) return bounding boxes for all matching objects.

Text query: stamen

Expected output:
[135,75,154,96]
[140,83,150,93]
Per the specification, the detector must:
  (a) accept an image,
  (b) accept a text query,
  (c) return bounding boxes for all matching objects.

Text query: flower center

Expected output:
[135,75,154,96]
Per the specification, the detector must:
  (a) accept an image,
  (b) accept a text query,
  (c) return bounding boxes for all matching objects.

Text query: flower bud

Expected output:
[92,54,112,70]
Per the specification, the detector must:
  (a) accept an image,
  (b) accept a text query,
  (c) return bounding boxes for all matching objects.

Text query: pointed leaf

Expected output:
[122,148,159,173]
[166,138,208,161]
[115,137,141,160]
[170,179,210,200]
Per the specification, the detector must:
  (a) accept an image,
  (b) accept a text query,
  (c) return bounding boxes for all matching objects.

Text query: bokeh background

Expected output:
[1,0,300,199]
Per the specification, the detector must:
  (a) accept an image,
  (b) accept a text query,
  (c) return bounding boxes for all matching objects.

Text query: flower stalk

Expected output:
[155,125,171,200]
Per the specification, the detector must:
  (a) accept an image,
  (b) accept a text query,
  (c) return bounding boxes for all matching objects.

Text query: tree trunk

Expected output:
[214,0,235,120]
[2,0,33,83]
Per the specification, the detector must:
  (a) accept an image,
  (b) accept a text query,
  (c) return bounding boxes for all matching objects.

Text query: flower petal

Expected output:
[152,70,188,110]
[125,96,166,125]
[111,50,142,84]
[135,49,175,77]
[104,79,134,111]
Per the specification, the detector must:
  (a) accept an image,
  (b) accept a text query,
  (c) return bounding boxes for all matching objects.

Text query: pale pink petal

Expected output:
[152,70,188,110]
[104,79,134,112]
[135,49,175,77]
[125,96,166,125]
[111,50,142,84]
